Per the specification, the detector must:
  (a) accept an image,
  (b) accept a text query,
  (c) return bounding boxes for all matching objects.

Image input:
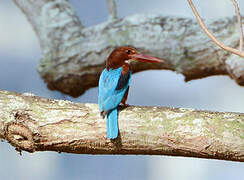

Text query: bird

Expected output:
[98,46,163,139]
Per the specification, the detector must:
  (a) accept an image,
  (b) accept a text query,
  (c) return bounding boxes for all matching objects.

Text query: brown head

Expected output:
[106,46,163,70]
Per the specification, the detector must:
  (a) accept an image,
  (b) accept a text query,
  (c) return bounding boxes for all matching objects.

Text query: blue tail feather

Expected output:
[106,108,118,139]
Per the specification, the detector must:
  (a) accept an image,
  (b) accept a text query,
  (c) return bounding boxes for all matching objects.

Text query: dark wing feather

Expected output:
[115,71,131,90]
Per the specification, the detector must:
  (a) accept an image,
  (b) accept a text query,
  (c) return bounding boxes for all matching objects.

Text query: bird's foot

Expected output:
[100,111,105,119]
[119,103,130,109]
[121,103,130,108]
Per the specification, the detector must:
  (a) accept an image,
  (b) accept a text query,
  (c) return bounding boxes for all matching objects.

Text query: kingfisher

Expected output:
[98,46,163,139]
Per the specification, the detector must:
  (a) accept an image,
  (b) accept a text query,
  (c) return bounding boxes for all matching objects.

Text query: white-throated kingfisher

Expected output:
[98,46,163,139]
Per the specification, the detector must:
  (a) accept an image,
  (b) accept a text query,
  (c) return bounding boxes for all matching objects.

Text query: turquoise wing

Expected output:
[98,67,131,112]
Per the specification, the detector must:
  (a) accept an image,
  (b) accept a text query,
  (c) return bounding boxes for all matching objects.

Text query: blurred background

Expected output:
[0,0,243,179]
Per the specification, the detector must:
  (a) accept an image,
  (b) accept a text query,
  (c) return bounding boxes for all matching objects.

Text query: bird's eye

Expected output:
[126,49,131,54]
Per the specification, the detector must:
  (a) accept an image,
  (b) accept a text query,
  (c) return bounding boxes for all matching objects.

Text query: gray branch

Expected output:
[107,0,118,20]
[0,90,243,162]
[13,0,244,97]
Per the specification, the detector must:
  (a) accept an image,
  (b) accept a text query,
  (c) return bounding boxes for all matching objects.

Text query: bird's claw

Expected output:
[119,103,130,109]
[100,111,105,119]
[121,103,129,108]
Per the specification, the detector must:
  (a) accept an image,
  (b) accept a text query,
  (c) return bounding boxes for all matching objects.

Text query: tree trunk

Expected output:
[0,90,243,162]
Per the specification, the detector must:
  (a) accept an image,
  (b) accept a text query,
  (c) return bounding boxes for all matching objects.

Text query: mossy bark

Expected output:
[0,90,243,162]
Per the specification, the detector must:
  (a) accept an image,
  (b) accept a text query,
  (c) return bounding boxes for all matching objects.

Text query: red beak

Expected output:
[129,54,164,63]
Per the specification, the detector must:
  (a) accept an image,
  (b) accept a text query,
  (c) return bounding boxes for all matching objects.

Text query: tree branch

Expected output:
[106,0,118,20]
[0,90,243,162]
[231,0,243,51]
[13,0,244,97]
[186,0,244,57]
[13,0,84,54]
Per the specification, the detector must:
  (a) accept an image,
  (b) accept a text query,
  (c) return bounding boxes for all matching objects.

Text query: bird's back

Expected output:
[98,67,131,112]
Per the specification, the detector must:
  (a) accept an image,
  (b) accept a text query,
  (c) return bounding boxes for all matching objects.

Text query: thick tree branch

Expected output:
[13,0,244,97]
[13,0,84,54]
[0,90,243,162]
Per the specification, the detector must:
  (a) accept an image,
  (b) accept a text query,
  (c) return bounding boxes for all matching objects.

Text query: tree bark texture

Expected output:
[0,90,243,162]
[13,0,244,97]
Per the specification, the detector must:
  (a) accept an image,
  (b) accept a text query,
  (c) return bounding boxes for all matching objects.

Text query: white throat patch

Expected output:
[125,59,131,64]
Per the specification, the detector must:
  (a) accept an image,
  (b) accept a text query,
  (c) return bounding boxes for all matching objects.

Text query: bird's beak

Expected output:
[129,53,164,63]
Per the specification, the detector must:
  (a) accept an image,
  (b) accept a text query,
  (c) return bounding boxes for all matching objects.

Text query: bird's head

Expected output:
[106,46,163,70]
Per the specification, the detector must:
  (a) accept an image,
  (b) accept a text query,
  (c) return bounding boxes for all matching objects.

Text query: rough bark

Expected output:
[0,90,243,162]
[13,0,244,97]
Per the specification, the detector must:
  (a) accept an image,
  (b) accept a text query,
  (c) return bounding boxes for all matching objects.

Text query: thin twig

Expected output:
[106,0,118,20]
[231,0,243,51]
[187,0,244,58]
